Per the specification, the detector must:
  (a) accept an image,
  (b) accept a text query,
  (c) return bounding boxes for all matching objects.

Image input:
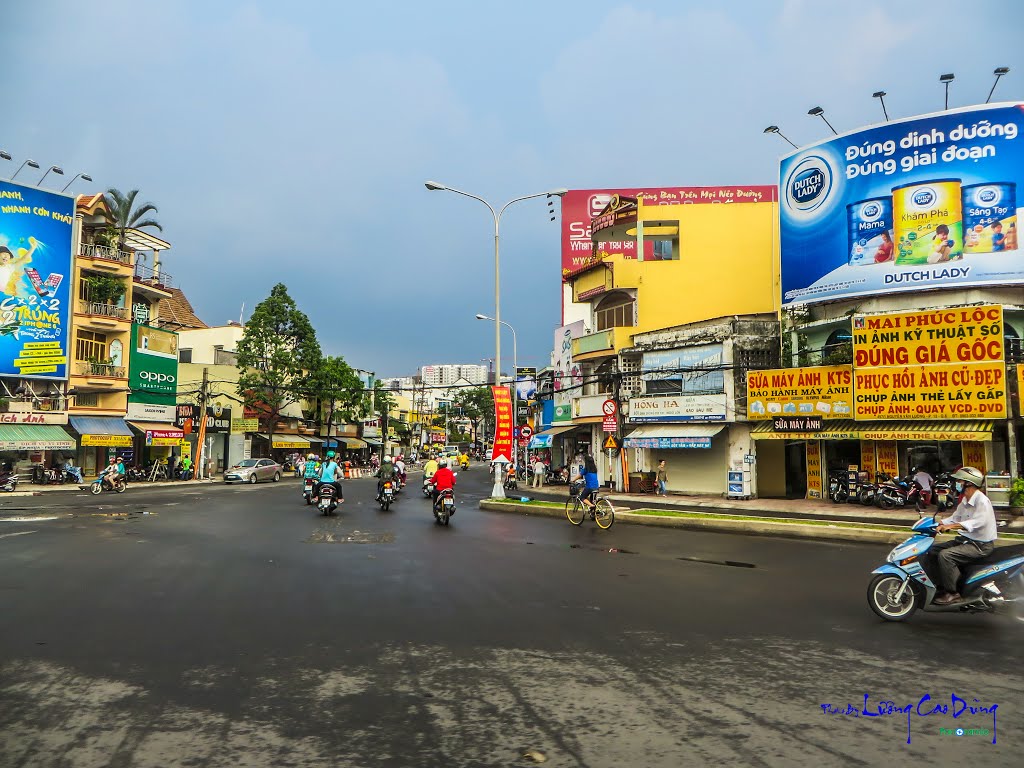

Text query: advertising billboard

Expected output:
[746,365,853,419]
[129,325,179,399]
[0,180,74,379]
[490,386,513,463]
[780,103,1024,305]
[851,304,1006,420]
[553,320,586,422]
[515,366,537,403]
[562,185,777,279]
[642,345,724,395]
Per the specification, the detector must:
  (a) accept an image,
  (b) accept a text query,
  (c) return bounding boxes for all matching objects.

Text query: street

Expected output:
[0,466,1021,767]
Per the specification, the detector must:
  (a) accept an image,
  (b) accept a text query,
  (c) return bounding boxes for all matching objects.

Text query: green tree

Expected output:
[104,188,163,252]
[236,284,321,449]
[307,355,366,441]
[457,386,495,448]
[372,382,398,460]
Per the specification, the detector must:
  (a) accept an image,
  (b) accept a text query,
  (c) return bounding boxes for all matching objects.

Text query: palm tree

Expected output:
[104,188,162,252]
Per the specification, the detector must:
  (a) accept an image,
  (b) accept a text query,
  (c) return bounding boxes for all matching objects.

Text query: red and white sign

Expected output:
[0,411,69,425]
[601,399,617,416]
[561,186,777,279]
[520,426,533,439]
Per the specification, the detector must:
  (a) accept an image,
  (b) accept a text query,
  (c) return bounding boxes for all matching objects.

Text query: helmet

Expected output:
[951,466,984,488]
[308,454,317,460]
[326,450,336,459]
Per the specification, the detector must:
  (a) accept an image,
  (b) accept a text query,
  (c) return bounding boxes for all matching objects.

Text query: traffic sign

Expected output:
[602,399,617,416]
[603,435,620,450]
[602,415,616,433]
[521,426,533,439]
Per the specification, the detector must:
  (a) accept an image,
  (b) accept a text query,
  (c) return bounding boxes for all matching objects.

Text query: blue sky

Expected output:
[3,0,1022,377]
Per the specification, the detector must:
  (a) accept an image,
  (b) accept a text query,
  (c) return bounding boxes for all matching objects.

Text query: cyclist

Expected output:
[580,454,600,510]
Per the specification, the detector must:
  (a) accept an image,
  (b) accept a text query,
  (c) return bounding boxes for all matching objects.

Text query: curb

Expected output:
[480,500,915,545]
[2,479,221,498]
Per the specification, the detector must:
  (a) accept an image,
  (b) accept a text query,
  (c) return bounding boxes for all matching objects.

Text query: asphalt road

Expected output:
[0,465,1021,767]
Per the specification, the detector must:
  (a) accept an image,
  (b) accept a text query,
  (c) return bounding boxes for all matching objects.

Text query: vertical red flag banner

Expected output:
[491,386,513,463]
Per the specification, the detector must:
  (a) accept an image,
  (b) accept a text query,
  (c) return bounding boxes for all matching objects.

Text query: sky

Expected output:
[3,0,1023,378]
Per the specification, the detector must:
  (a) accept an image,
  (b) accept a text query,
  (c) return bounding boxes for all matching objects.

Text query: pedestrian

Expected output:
[532,455,546,488]
[656,460,668,496]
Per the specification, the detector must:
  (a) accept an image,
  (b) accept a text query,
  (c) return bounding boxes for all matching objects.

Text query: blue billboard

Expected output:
[780,103,1024,305]
[0,180,74,379]
[642,345,724,394]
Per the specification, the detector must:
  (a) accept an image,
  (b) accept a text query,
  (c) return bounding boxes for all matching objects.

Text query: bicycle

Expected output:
[564,482,615,529]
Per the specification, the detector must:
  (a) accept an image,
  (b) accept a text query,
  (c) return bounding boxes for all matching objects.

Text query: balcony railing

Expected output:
[133,262,174,289]
[76,361,126,378]
[80,242,132,265]
[572,328,617,357]
[79,301,128,320]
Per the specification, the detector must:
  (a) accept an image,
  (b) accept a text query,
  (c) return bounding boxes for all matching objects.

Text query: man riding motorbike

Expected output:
[930,466,998,605]
[376,456,397,500]
[423,457,439,480]
[394,456,406,486]
[315,451,344,505]
[431,459,456,513]
[100,456,125,489]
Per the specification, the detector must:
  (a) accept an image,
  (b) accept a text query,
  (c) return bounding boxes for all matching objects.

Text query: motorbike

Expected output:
[827,470,849,503]
[422,477,436,498]
[856,472,884,506]
[434,488,455,526]
[380,480,395,511]
[88,474,126,495]
[126,465,148,483]
[504,469,518,491]
[459,458,469,471]
[316,483,339,515]
[875,473,924,511]
[0,471,18,492]
[933,472,958,512]
[302,478,316,505]
[867,513,1024,622]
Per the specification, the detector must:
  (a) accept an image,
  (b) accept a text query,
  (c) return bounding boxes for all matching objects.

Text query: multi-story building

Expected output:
[419,364,488,387]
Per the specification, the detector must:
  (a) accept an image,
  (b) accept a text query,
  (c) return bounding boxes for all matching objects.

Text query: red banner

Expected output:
[491,386,513,462]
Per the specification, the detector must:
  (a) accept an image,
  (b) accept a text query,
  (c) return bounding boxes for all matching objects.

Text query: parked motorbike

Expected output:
[857,473,883,506]
[876,473,925,511]
[828,470,849,503]
[933,472,958,512]
[0,471,18,493]
[316,482,339,515]
[434,488,455,526]
[88,475,126,495]
[126,465,148,483]
[867,513,1024,622]
[380,480,395,511]
[303,478,316,505]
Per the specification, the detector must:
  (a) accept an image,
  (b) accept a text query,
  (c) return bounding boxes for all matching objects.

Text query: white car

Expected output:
[224,458,282,484]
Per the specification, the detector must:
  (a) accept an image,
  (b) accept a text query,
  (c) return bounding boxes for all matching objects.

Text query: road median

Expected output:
[479,499,1024,546]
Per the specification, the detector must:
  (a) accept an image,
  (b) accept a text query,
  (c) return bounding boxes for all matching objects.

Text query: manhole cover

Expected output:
[306,530,394,544]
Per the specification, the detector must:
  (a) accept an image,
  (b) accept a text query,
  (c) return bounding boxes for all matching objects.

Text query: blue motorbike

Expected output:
[868,514,1024,621]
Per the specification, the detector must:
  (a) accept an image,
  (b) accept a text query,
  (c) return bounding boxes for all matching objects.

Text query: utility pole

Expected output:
[193,367,209,480]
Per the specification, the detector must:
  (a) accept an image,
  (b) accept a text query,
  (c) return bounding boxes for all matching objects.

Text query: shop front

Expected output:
[0,422,77,481]
[254,434,320,464]
[526,424,579,474]
[67,416,134,476]
[624,424,729,494]
[128,421,185,470]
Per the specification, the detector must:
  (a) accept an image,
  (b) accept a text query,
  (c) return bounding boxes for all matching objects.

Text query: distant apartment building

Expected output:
[419,364,488,387]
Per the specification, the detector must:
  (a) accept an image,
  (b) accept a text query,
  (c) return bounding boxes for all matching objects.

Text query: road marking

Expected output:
[0,530,37,539]
[0,516,61,523]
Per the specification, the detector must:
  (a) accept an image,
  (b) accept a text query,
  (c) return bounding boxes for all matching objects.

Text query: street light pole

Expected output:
[426,181,566,497]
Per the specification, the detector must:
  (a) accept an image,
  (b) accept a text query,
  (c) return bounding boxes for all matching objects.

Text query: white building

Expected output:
[420,364,488,387]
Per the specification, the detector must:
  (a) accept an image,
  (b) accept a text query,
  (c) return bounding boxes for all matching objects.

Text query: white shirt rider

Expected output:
[913,469,933,493]
[942,488,998,543]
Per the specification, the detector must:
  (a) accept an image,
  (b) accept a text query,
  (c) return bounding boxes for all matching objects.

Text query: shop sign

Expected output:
[860,426,993,442]
[876,441,898,476]
[491,385,513,462]
[0,438,75,451]
[204,405,231,433]
[553,320,586,421]
[746,365,852,419]
[272,438,307,449]
[642,346,725,395]
[0,411,69,425]
[628,394,727,423]
[962,441,988,475]
[623,436,711,449]
[806,441,823,499]
[129,325,179,394]
[230,418,258,434]
[126,402,176,422]
[852,305,1006,420]
[772,416,824,432]
[175,404,201,431]
[81,434,132,447]
[132,303,150,324]
[861,441,877,475]
[145,429,184,447]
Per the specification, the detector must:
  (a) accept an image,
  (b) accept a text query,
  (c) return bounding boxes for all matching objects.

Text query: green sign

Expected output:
[128,324,179,397]
[554,403,572,422]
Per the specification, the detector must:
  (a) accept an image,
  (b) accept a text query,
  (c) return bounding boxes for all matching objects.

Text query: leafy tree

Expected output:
[457,386,495,447]
[307,355,366,439]
[104,188,163,252]
[236,284,321,449]
[372,382,398,459]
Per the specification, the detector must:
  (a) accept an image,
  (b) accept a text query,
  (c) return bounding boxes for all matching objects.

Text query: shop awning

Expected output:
[750,420,995,441]
[364,438,382,447]
[0,424,75,451]
[536,424,579,437]
[68,416,134,447]
[256,434,313,449]
[624,424,725,449]
[341,437,368,449]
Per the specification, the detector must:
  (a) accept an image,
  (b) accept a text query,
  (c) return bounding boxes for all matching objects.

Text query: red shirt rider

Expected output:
[432,466,456,491]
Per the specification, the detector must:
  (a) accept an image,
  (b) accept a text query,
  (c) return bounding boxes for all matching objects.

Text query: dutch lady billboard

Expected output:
[0,180,73,379]
[780,103,1024,305]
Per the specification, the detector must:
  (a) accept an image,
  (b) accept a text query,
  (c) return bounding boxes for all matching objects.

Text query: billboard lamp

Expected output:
[807,107,838,136]
[0,150,11,162]
[11,159,40,180]
[940,73,955,110]
[763,125,798,149]
[986,67,1010,103]
[61,172,93,192]
[872,91,889,122]
[37,166,65,187]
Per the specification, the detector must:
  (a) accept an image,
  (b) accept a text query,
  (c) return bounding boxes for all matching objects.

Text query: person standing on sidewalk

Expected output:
[656,460,668,496]
[532,456,546,488]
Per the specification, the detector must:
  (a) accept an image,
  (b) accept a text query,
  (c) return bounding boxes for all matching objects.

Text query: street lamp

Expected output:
[987,67,1010,103]
[11,159,39,180]
[37,165,64,187]
[872,91,889,122]
[61,172,93,192]
[762,125,798,149]
[426,180,566,497]
[940,73,955,110]
[0,150,11,162]
[477,313,518,495]
[807,106,838,136]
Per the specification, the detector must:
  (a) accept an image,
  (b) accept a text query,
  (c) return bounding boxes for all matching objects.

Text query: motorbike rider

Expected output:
[376,456,397,500]
[303,453,321,481]
[315,450,344,504]
[431,459,456,512]
[931,466,998,605]
[423,456,439,480]
[395,455,406,486]
[101,456,125,489]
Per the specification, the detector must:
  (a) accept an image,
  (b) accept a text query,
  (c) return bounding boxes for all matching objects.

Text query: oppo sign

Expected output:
[139,371,176,384]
